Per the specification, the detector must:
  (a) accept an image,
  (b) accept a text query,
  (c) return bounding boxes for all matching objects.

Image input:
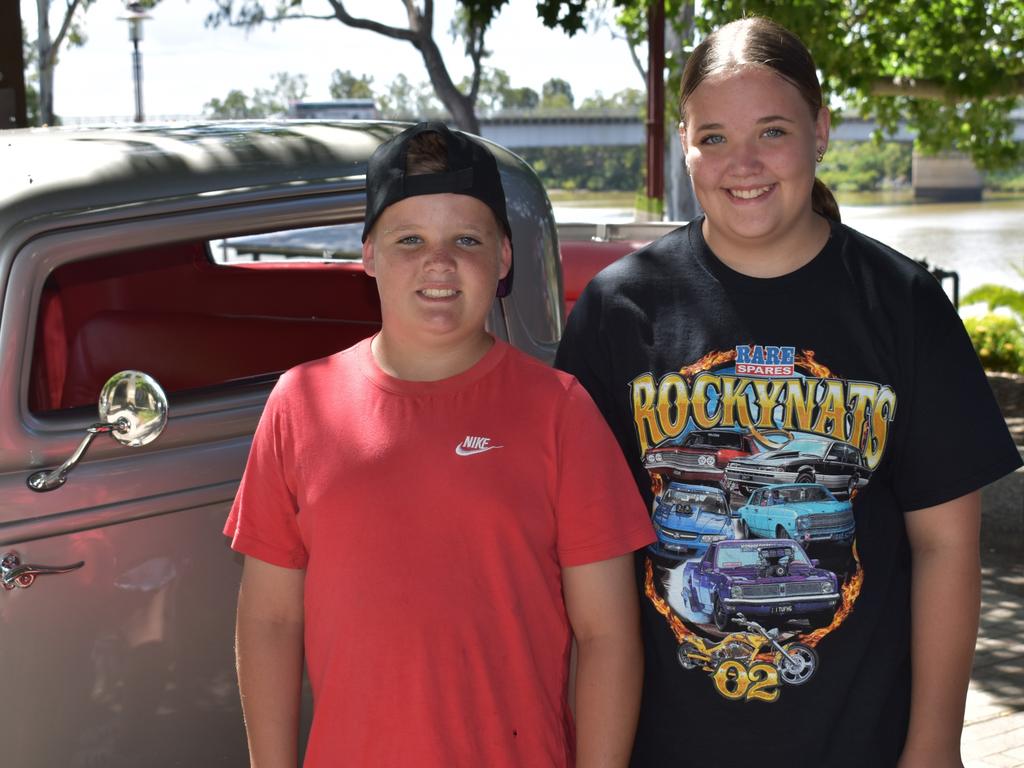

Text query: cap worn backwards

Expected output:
[361,121,514,298]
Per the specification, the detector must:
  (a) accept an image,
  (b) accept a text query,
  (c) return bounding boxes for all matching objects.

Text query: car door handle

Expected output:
[1,552,85,590]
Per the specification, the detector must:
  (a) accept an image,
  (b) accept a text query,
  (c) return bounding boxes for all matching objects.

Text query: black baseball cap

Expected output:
[361,122,514,298]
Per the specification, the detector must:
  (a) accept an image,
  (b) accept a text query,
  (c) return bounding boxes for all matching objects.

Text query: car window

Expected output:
[715,543,810,569]
[782,436,827,457]
[212,223,363,263]
[28,225,381,414]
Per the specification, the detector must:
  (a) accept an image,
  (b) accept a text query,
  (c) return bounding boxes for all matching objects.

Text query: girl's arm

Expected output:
[899,491,981,768]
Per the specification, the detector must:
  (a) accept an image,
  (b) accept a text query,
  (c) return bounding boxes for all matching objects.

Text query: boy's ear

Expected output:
[362,238,376,277]
[498,236,512,280]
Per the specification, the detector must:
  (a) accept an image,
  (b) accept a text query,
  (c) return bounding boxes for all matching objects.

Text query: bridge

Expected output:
[478,112,1024,201]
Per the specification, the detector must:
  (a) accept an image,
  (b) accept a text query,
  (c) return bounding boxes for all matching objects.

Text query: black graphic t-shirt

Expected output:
[556,218,1022,768]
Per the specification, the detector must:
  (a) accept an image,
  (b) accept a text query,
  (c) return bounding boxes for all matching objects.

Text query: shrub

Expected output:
[963,314,1024,374]
[962,284,1024,319]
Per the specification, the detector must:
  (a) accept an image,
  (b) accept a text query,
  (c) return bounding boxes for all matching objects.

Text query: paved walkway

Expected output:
[963,547,1024,767]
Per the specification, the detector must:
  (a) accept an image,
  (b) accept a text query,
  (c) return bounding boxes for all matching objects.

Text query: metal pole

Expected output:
[132,39,143,123]
[646,1,665,209]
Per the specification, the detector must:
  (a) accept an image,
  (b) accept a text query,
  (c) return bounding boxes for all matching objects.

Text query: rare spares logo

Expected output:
[735,345,795,376]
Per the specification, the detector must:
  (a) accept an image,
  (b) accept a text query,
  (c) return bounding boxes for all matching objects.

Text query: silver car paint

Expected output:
[0,121,562,766]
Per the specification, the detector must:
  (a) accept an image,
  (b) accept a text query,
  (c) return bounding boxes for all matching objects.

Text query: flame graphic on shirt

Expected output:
[645,558,696,644]
[795,350,834,379]
[679,350,736,379]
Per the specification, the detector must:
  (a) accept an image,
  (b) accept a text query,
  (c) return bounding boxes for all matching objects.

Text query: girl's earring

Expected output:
[816,147,826,163]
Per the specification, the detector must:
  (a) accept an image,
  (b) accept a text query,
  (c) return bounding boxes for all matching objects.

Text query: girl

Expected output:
[556,17,1021,768]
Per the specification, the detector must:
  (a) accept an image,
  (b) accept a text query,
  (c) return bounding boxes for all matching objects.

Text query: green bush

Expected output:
[964,314,1024,373]
[962,284,1024,318]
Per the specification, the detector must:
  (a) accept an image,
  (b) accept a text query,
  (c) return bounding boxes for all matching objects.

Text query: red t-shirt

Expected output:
[225,338,654,767]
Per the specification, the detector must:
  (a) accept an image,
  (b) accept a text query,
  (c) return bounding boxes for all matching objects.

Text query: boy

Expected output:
[224,122,655,768]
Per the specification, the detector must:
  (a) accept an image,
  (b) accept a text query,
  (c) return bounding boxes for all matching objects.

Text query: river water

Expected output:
[552,197,1024,301]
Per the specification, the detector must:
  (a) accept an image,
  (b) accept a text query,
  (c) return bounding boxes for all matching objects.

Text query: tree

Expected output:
[503,86,540,111]
[204,90,259,119]
[541,77,575,110]
[612,0,1024,170]
[30,0,163,125]
[329,69,375,99]
[23,22,40,126]
[376,73,444,120]
[204,71,308,118]
[206,1,592,133]
[32,0,94,125]
[253,71,308,114]
[579,87,645,112]
[457,66,539,114]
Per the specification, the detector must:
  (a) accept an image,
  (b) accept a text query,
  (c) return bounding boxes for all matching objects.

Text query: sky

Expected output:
[21,0,646,121]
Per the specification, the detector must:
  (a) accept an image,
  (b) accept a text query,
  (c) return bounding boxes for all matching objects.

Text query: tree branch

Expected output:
[321,0,417,42]
[47,0,83,67]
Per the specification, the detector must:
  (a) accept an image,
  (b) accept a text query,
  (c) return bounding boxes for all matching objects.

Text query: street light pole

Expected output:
[119,3,151,123]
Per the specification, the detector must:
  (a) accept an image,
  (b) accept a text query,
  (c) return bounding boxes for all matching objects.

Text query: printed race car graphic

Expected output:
[642,429,768,489]
[682,539,840,632]
[725,432,870,499]
[737,483,855,545]
[649,482,739,560]
[635,347,885,704]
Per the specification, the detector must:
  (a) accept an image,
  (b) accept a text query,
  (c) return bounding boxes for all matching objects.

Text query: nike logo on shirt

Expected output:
[455,436,503,456]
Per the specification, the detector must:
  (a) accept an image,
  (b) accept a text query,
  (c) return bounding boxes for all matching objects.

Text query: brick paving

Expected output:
[962,547,1024,767]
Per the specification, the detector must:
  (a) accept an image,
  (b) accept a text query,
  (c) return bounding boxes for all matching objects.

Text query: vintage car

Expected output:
[725,431,871,499]
[642,428,761,488]
[0,121,563,767]
[649,482,738,560]
[682,538,840,631]
[737,483,856,545]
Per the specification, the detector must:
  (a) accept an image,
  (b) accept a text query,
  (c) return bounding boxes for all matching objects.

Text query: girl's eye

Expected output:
[699,134,725,146]
[763,127,786,138]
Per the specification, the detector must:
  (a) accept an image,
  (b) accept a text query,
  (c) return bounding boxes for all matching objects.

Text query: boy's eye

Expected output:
[397,235,422,245]
[699,134,725,146]
[457,235,481,246]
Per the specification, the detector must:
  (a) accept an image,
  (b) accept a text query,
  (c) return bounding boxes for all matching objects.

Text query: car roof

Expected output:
[0,120,532,245]
[666,481,727,495]
[760,483,830,491]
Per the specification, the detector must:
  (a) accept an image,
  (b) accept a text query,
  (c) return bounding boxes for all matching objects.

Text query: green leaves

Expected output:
[610,0,1023,170]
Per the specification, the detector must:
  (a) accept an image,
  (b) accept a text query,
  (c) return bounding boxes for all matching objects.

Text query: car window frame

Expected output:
[1,189,369,474]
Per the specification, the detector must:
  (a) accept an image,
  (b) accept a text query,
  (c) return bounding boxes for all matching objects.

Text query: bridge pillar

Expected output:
[912,151,984,202]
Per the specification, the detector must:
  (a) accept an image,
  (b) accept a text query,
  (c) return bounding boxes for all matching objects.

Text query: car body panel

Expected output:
[649,482,737,559]
[737,483,855,544]
[643,429,761,488]
[0,121,562,766]
[725,431,870,498]
[683,539,840,624]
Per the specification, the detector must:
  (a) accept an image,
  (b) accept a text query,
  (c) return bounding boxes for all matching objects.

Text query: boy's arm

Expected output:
[563,553,643,768]
[898,491,981,768]
[236,556,306,768]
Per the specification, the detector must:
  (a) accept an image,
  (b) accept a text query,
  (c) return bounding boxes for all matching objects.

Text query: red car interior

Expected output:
[559,239,648,316]
[30,243,382,412]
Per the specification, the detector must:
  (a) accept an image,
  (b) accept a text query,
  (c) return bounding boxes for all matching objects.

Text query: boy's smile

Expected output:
[363,193,511,379]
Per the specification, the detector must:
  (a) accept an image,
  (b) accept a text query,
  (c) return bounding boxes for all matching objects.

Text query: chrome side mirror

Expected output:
[27,371,168,492]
